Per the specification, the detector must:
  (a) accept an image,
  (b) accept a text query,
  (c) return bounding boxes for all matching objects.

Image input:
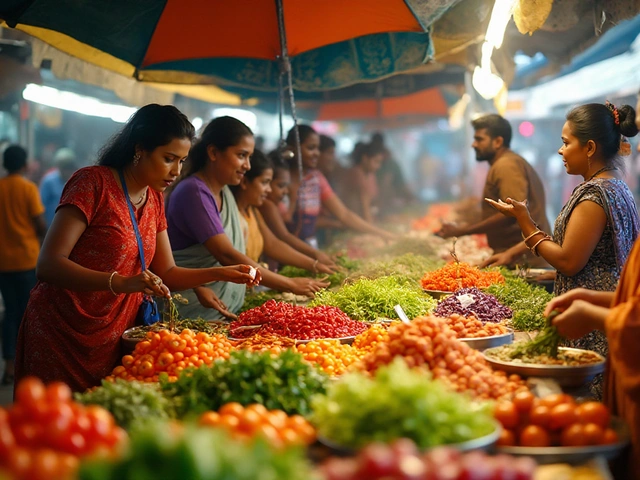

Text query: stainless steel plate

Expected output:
[483,347,606,387]
[497,417,629,465]
[459,329,514,351]
[423,289,454,300]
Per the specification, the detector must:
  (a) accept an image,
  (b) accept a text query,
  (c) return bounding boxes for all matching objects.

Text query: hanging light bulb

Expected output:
[472,67,505,100]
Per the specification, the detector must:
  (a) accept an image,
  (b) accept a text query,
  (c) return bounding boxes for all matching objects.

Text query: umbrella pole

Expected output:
[275,0,303,180]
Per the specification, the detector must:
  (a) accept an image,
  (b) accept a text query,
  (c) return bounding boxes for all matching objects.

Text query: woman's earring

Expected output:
[133,153,141,166]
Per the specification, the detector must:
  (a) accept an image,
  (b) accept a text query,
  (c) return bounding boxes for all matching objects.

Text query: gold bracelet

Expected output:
[108,271,118,296]
[522,229,543,243]
[530,236,552,256]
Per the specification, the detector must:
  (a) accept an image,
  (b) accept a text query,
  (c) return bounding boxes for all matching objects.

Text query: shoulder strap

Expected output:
[118,169,147,271]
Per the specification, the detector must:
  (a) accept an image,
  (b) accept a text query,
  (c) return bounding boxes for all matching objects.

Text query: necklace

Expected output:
[123,169,147,206]
[586,166,617,182]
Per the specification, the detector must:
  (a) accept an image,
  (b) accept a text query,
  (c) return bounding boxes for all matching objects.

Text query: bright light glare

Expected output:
[192,117,203,131]
[485,0,516,49]
[22,84,137,123]
[472,67,505,100]
[212,108,257,131]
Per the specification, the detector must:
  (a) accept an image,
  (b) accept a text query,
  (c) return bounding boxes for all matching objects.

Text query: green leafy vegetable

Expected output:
[310,276,437,322]
[486,275,553,331]
[75,379,174,430]
[278,265,346,288]
[347,253,445,285]
[311,358,496,449]
[161,350,327,418]
[510,309,563,359]
[240,290,282,312]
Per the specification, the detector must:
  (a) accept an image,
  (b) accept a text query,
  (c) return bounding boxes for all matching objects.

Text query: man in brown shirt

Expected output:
[438,114,551,267]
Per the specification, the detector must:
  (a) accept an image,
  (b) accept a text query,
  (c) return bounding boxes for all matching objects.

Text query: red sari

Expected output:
[15,166,167,392]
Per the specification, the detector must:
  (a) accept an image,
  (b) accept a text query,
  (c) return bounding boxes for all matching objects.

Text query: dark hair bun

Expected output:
[617,104,639,138]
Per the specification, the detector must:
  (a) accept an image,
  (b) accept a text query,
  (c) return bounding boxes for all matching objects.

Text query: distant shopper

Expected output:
[39,147,79,227]
[438,114,551,268]
[340,142,385,222]
[0,145,46,385]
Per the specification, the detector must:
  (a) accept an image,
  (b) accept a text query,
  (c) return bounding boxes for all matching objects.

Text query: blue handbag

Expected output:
[119,170,161,326]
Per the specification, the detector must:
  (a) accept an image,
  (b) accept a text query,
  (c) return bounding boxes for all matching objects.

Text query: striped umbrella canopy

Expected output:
[0,0,463,91]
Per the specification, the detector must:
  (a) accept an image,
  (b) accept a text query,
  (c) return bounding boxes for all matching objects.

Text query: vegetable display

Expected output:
[486,275,553,332]
[1,377,126,480]
[485,344,603,366]
[311,359,496,449]
[79,421,316,480]
[230,301,369,340]
[420,262,505,292]
[232,334,297,353]
[310,276,437,322]
[278,265,347,288]
[124,318,229,339]
[75,379,174,430]
[434,287,512,323]
[509,309,562,359]
[356,316,528,400]
[494,392,619,448]
[443,313,510,339]
[320,440,537,480]
[295,340,362,376]
[346,253,444,285]
[161,350,327,417]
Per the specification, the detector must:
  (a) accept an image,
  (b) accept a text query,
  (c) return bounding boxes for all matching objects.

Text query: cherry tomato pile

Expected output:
[230,300,368,340]
[420,262,505,291]
[198,402,316,449]
[110,329,232,383]
[356,316,527,400]
[294,340,362,376]
[443,313,510,339]
[0,377,126,480]
[494,392,619,448]
[232,334,297,354]
[352,324,390,353]
[320,438,536,480]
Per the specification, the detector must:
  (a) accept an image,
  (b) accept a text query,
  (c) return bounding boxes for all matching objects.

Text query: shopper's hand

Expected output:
[544,288,596,317]
[479,251,514,268]
[114,270,170,299]
[217,265,261,286]
[287,277,330,297]
[193,287,237,320]
[551,300,603,339]
[436,222,463,238]
[485,197,530,221]
[316,262,337,275]
[315,251,338,270]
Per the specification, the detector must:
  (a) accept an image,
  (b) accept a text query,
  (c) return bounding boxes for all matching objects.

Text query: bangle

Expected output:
[312,259,319,274]
[108,271,118,296]
[522,229,543,243]
[529,236,552,256]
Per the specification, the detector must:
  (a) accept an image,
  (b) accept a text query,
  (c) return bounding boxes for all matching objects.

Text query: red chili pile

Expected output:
[230,300,368,340]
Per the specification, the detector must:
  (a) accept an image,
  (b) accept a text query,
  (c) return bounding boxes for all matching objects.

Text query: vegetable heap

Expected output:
[434,287,512,323]
[311,359,496,449]
[125,318,229,339]
[443,313,510,339]
[509,309,563,359]
[346,253,445,285]
[486,275,553,331]
[310,276,437,322]
[230,300,369,340]
[420,262,505,292]
[161,350,327,417]
[294,340,362,376]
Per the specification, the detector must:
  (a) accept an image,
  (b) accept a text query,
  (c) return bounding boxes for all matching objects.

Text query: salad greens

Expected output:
[486,275,553,331]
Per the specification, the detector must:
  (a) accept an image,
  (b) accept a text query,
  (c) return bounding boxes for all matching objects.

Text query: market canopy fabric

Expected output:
[0,0,463,91]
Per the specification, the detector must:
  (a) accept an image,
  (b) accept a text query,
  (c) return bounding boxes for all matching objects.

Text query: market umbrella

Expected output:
[0,0,463,92]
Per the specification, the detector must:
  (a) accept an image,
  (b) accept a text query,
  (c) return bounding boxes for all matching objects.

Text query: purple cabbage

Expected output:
[434,287,512,323]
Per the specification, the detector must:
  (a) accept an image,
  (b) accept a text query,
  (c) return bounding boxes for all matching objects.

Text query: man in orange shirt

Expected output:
[0,145,46,385]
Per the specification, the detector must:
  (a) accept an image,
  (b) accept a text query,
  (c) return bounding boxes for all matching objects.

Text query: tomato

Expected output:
[255,424,282,448]
[45,382,72,404]
[575,402,610,428]
[219,415,240,430]
[280,428,301,446]
[0,424,16,458]
[103,426,128,450]
[245,404,268,418]
[583,423,605,446]
[560,424,587,447]
[520,425,551,447]
[219,403,244,417]
[539,393,574,409]
[603,428,619,445]
[238,410,262,434]
[512,391,535,414]
[529,405,551,429]
[29,449,61,480]
[496,429,516,447]
[15,377,46,408]
[493,402,519,429]
[7,446,32,478]
[199,412,221,427]
[13,423,42,449]
[548,403,578,431]
[267,411,288,430]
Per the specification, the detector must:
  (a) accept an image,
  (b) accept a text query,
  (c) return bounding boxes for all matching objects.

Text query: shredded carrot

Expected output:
[420,262,504,291]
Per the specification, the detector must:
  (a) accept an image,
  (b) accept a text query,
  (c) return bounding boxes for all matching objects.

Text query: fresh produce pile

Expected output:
[1,377,127,480]
[356,316,528,400]
[230,301,368,340]
[509,309,562,359]
[124,318,229,339]
[79,421,315,480]
[161,350,327,417]
[311,276,437,322]
[443,313,510,339]
[345,253,444,285]
[494,392,619,448]
[295,340,362,376]
[75,379,174,430]
[278,265,346,289]
[198,403,316,448]
[434,287,512,323]
[311,359,496,450]
[352,324,390,353]
[485,344,603,366]
[420,262,504,292]
[232,333,297,353]
[110,329,233,383]
[320,440,537,480]
[486,275,553,332]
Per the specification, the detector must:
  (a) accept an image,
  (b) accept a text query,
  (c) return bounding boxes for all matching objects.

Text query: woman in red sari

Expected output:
[15,104,258,392]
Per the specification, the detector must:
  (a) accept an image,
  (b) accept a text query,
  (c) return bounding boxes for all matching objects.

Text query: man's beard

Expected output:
[474,148,495,162]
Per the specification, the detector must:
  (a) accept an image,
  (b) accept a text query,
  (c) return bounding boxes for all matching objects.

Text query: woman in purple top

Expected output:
[167,117,328,320]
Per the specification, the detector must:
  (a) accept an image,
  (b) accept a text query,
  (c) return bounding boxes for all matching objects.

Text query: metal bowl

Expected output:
[121,327,144,355]
[317,421,502,457]
[497,417,629,465]
[423,289,454,300]
[459,329,514,351]
[483,347,606,387]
